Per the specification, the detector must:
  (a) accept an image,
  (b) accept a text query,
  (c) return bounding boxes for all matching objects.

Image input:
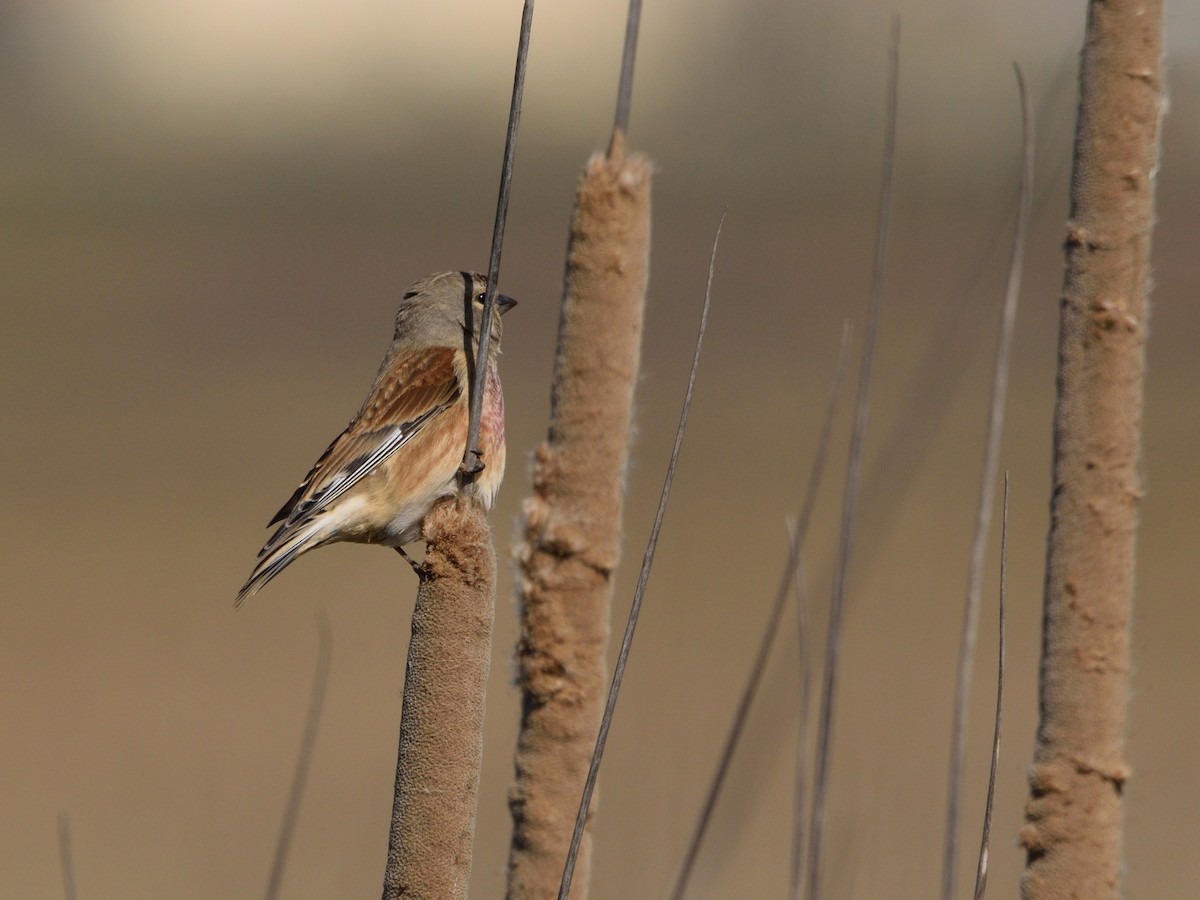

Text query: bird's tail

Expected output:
[235,517,330,607]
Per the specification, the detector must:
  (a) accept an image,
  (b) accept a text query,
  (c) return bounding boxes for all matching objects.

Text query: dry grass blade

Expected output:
[558,215,723,900]
[789,547,813,900]
[806,20,899,900]
[940,64,1033,900]
[464,0,534,476]
[791,321,851,900]
[58,812,77,900]
[669,322,851,900]
[853,60,1070,559]
[264,613,333,900]
[974,475,1009,900]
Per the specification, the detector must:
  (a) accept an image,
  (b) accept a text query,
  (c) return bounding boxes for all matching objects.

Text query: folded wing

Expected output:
[237,346,463,604]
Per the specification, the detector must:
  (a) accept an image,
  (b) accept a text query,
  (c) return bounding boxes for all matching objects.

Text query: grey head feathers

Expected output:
[390,271,515,358]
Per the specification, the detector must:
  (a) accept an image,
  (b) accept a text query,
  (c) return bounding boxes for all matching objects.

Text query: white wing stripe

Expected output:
[294,405,444,521]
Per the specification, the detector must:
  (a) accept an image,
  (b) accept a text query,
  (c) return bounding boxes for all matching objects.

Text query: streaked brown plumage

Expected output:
[237,271,514,604]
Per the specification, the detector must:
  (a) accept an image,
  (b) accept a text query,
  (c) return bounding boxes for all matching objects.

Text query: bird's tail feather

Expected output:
[235,518,329,607]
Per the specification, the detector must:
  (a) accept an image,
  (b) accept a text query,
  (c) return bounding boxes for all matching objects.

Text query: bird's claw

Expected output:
[395,546,425,577]
[459,450,486,478]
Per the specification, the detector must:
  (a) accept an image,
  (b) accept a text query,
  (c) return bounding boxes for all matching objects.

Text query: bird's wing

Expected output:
[267,345,464,531]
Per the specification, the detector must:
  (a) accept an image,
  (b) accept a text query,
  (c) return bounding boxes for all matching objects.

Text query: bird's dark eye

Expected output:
[475,292,486,303]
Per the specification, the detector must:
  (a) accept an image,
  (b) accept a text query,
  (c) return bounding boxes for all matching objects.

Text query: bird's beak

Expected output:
[497,294,517,315]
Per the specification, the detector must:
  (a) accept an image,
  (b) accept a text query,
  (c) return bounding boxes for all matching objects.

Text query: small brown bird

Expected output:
[236,271,515,605]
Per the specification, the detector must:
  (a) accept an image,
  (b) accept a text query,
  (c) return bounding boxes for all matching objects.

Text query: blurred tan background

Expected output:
[3,1,1198,897]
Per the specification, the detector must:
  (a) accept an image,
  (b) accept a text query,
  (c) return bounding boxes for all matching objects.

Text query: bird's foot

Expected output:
[459,449,486,478]
[395,546,425,577]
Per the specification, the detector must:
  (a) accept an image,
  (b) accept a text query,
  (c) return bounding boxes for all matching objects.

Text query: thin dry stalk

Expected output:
[560,217,720,900]
[57,813,77,900]
[789,527,817,900]
[791,323,851,900]
[806,21,899,900]
[464,0,534,477]
[265,613,333,900]
[973,475,1009,900]
[610,0,642,145]
[1020,3,1164,897]
[940,65,1034,900]
[669,323,850,900]
[383,497,497,900]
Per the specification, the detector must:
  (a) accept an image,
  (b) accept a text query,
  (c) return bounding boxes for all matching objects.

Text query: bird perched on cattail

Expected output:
[236,271,515,605]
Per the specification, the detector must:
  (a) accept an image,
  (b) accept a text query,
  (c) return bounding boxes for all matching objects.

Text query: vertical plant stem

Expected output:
[788,531,815,900]
[383,497,497,900]
[506,138,651,900]
[507,3,648,890]
[611,0,642,144]
[973,474,1008,900]
[561,217,719,900]
[57,813,77,900]
[670,322,850,900]
[1020,2,1164,897]
[806,21,899,900]
[941,64,1033,900]
[265,613,333,900]
[464,0,534,477]
[384,4,530,894]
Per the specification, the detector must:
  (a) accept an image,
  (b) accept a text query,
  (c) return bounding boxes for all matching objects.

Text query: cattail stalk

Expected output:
[383,497,497,900]
[1020,1,1165,896]
[507,131,651,899]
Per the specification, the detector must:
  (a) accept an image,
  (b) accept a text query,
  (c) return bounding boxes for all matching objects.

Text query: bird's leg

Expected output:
[395,546,424,577]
